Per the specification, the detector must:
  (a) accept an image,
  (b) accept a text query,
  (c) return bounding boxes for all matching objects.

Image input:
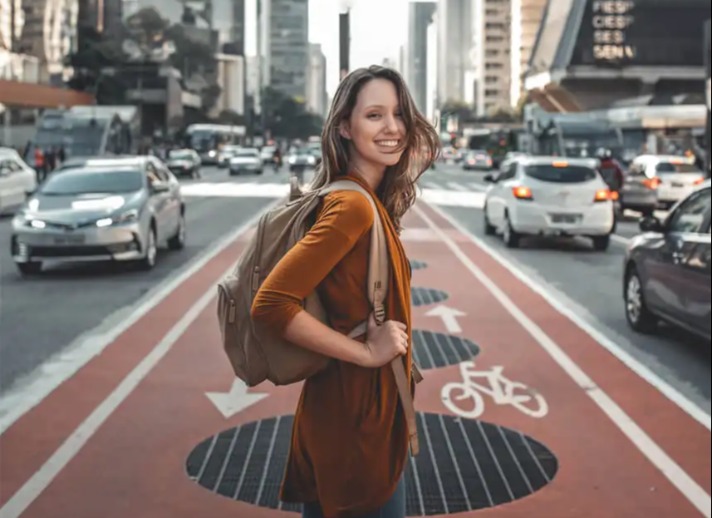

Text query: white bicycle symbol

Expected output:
[442,361,549,419]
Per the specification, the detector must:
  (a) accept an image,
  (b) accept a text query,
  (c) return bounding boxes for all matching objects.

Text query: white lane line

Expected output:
[421,181,440,190]
[423,202,712,432]
[0,276,224,517]
[468,182,487,192]
[611,234,631,246]
[414,204,712,517]
[0,199,283,435]
[447,182,469,192]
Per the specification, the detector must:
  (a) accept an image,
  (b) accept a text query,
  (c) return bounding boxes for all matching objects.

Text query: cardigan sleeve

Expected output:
[250,190,374,337]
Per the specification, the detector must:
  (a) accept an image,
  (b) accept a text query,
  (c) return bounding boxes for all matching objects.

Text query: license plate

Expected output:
[672,182,684,188]
[551,214,580,224]
[53,234,85,245]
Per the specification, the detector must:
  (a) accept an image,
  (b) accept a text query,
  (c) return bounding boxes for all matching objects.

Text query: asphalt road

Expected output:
[1,161,709,421]
[0,165,288,391]
[424,163,711,415]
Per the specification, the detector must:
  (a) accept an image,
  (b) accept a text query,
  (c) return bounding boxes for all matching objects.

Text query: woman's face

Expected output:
[341,78,407,170]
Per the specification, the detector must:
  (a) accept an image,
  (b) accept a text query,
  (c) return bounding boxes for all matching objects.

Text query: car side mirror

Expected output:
[151,181,170,194]
[639,216,664,233]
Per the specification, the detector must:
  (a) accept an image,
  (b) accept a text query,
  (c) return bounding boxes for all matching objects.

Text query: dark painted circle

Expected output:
[186,413,558,515]
[411,287,449,307]
[409,260,428,271]
[412,330,480,370]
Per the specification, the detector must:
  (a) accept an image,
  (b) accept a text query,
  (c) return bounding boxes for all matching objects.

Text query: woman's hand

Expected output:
[359,313,409,368]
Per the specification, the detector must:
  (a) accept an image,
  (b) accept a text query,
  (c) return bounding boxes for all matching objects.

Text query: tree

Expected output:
[261,87,324,139]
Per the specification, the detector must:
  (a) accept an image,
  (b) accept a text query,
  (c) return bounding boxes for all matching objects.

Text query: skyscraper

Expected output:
[259,0,309,100]
[306,43,327,117]
[437,0,474,105]
[407,1,436,113]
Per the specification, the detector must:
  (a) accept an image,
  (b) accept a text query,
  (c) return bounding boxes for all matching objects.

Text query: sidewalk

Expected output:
[0,200,710,518]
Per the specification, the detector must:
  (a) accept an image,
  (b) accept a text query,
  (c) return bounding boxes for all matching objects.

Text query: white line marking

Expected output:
[447,182,469,192]
[0,269,229,517]
[421,181,440,190]
[0,199,282,435]
[611,234,631,245]
[415,203,712,517]
[468,182,487,191]
[422,202,711,431]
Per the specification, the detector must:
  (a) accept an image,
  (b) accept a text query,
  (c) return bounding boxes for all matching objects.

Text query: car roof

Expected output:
[634,155,694,164]
[518,156,599,168]
[52,165,145,176]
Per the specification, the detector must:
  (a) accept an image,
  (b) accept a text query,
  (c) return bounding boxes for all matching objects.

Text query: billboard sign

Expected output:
[572,0,712,68]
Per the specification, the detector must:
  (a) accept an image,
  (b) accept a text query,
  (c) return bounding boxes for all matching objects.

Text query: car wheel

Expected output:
[484,205,496,236]
[503,213,521,248]
[140,226,158,270]
[592,235,611,252]
[168,213,186,250]
[625,266,657,333]
[17,261,42,276]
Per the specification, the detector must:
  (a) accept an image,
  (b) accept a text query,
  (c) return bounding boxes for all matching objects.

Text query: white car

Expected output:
[229,148,263,175]
[483,157,616,251]
[629,155,706,208]
[0,148,37,215]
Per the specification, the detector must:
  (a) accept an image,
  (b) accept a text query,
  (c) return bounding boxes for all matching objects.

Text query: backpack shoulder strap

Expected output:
[320,180,389,326]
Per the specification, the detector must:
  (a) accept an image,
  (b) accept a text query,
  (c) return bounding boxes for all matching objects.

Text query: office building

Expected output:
[306,43,327,117]
[407,1,436,113]
[259,0,309,100]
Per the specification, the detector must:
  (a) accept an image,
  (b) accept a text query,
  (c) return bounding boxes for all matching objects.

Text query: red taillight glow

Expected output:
[694,177,705,185]
[512,186,533,200]
[594,189,613,202]
[643,177,661,190]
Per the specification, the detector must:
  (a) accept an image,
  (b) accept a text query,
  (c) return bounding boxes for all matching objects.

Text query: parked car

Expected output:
[483,157,616,251]
[627,155,706,210]
[166,149,201,179]
[623,181,711,341]
[0,148,38,215]
[229,148,263,175]
[462,150,494,171]
[10,156,185,275]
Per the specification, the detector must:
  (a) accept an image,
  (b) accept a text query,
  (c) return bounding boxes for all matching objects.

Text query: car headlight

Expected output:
[97,209,139,227]
[288,157,297,165]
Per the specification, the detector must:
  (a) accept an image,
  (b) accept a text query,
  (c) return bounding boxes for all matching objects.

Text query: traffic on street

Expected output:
[1,0,711,516]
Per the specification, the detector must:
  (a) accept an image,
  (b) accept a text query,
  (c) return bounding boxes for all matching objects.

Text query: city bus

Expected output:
[184,124,246,165]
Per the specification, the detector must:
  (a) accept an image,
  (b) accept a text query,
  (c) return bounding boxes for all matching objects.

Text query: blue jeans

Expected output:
[302,477,406,518]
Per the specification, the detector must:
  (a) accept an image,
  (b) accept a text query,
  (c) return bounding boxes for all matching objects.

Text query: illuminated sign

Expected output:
[591,0,636,63]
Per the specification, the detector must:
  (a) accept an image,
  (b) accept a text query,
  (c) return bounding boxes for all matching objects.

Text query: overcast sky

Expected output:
[246,0,411,97]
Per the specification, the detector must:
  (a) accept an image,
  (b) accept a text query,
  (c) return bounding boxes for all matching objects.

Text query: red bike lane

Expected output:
[0,200,710,518]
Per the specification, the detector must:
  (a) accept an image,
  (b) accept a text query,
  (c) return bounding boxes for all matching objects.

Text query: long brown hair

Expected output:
[310,66,440,231]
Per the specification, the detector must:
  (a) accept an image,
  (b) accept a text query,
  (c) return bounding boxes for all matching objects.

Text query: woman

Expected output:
[251,66,439,518]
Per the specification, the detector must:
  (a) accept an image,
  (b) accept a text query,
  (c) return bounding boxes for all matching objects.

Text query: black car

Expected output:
[623,181,711,340]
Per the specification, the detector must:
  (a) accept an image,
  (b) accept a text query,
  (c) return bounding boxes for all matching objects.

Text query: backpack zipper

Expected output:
[251,215,268,294]
[218,282,237,324]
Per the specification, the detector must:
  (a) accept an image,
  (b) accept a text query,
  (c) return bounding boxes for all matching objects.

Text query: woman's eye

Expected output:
[368,113,381,120]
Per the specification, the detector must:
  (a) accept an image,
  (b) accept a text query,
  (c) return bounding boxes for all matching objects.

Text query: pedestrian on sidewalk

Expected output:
[251,66,439,518]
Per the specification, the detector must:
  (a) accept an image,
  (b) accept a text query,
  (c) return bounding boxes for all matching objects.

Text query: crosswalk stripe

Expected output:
[447,182,469,192]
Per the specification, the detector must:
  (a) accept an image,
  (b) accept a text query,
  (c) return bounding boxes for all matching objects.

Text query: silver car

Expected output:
[11,157,185,276]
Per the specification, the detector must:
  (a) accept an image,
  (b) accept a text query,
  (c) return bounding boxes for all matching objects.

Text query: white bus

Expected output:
[185,124,246,164]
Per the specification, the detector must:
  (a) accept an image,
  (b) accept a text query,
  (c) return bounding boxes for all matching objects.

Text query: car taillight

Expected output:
[512,186,533,200]
[594,189,613,202]
[643,177,660,190]
[694,177,705,185]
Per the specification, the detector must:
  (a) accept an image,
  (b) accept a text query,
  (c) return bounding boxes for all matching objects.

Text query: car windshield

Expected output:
[40,169,144,195]
[169,151,193,160]
[235,150,258,157]
[655,162,701,174]
[525,164,597,183]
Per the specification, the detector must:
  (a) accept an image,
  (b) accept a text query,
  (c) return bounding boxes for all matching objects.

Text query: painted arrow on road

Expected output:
[425,305,467,334]
[206,379,268,419]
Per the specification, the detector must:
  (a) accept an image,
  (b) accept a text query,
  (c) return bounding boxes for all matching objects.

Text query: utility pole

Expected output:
[339,8,350,82]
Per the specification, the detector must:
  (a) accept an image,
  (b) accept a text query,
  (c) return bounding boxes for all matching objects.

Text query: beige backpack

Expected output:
[216,179,421,455]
